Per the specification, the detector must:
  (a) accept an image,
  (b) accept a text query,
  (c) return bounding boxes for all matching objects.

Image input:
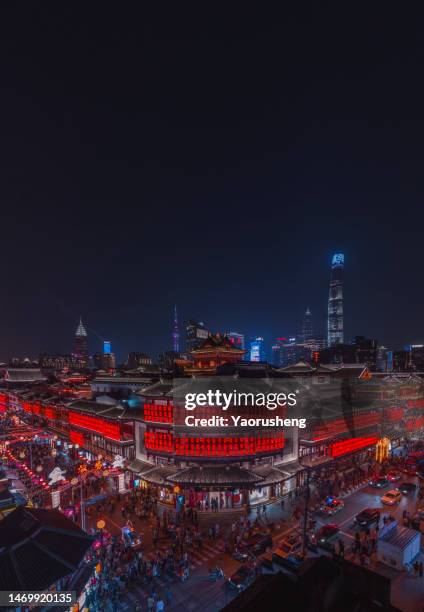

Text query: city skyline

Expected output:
[4,249,423,364]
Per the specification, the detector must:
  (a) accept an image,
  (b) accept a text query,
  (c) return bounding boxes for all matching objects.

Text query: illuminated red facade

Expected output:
[68,412,121,441]
[144,431,284,457]
[312,412,380,441]
[0,392,7,413]
[143,402,173,424]
[329,436,379,458]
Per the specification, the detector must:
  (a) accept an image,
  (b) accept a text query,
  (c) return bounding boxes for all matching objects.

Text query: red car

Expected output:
[387,470,401,482]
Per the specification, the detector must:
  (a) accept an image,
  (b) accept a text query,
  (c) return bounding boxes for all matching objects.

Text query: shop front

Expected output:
[184,487,245,510]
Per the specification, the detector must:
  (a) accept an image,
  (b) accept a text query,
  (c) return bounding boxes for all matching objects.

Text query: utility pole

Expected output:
[73,475,87,532]
[302,467,311,558]
[80,477,87,532]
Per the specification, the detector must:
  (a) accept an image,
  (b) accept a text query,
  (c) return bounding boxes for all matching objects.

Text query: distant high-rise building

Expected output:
[402,344,424,371]
[158,351,184,371]
[376,346,389,372]
[101,352,116,371]
[271,343,281,367]
[250,337,265,362]
[74,317,88,366]
[271,338,289,367]
[186,319,209,351]
[302,307,313,343]
[103,340,111,354]
[127,352,153,369]
[40,353,87,371]
[319,335,377,368]
[309,335,326,351]
[327,253,344,346]
[172,305,180,352]
[278,338,311,367]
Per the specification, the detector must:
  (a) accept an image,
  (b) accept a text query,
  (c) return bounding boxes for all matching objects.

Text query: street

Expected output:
[4,419,424,612]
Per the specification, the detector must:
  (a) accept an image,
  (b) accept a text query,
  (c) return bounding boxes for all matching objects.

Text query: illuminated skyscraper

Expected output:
[186,319,208,351]
[172,305,180,352]
[301,307,313,343]
[250,337,265,362]
[74,316,89,365]
[271,342,282,366]
[327,253,344,346]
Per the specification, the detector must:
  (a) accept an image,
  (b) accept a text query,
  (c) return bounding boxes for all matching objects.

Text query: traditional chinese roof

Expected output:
[137,380,175,398]
[166,465,263,486]
[66,399,144,420]
[217,362,274,376]
[0,507,93,591]
[249,464,291,485]
[276,360,316,374]
[190,333,245,354]
[3,369,46,383]
[127,458,156,475]
[140,464,180,485]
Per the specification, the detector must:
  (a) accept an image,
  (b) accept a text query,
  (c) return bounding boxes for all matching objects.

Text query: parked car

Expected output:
[316,524,340,550]
[228,565,255,591]
[354,507,380,528]
[319,497,345,516]
[273,538,302,560]
[398,482,417,495]
[387,470,401,482]
[369,477,389,488]
[381,489,402,505]
[245,532,273,554]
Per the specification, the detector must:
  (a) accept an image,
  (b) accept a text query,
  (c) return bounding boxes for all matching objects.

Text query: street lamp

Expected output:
[73,472,87,532]
[97,519,105,546]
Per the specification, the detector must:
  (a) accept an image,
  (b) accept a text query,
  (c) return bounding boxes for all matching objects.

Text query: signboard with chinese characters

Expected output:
[51,490,61,508]
[118,473,125,493]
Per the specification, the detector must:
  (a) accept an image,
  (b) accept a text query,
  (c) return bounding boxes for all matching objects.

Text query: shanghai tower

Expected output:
[327,253,344,346]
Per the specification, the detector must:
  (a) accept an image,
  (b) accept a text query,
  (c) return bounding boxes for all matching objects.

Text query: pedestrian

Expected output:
[165,588,173,605]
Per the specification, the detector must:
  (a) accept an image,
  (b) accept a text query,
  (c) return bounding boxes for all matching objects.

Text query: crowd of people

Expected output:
[82,488,218,611]
[79,484,272,611]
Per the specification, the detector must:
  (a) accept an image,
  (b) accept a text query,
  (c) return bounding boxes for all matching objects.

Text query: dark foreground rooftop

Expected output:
[0,506,93,591]
[222,556,401,612]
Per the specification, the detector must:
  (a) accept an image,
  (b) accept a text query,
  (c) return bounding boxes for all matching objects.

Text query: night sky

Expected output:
[1,6,424,362]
